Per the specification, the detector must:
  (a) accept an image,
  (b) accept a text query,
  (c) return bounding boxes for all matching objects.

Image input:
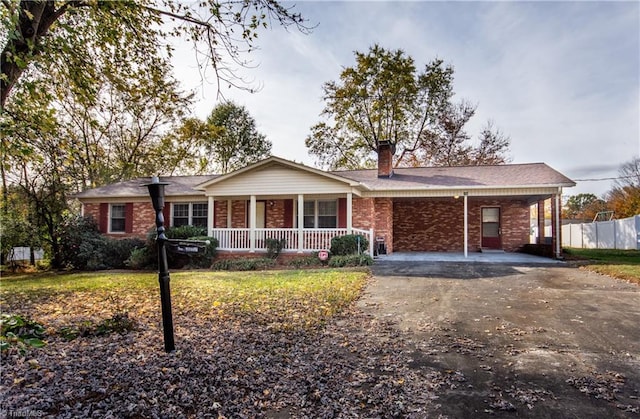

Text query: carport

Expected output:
[377,251,564,264]
[390,191,566,259]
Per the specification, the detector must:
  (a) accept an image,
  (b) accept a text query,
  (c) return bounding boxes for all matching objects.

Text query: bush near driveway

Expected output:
[330,234,369,256]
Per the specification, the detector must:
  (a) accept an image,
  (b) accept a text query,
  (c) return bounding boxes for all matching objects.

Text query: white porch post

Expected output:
[369,228,374,257]
[226,199,232,228]
[208,196,215,236]
[297,194,304,253]
[463,192,468,258]
[346,192,353,234]
[250,195,256,253]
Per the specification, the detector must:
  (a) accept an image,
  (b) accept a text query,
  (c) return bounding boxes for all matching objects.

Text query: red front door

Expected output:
[481,207,501,249]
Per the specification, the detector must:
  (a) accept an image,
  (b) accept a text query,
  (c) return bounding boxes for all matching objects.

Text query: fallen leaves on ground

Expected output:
[1,310,451,418]
[1,272,451,418]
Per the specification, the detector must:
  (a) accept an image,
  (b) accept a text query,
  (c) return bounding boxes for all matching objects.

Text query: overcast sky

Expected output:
[171,1,639,198]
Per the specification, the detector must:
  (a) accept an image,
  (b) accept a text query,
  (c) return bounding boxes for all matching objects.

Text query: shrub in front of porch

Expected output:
[328,254,373,267]
[330,234,369,256]
[211,257,275,271]
[125,226,218,269]
[265,238,286,259]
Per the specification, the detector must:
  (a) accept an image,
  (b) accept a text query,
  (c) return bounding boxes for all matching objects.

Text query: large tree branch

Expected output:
[1,0,82,108]
[141,5,214,28]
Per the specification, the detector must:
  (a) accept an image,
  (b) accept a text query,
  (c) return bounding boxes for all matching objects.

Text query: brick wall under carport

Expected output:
[392,197,531,252]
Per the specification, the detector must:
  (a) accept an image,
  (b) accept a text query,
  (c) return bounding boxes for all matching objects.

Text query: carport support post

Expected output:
[554,192,561,259]
[463,192,468,258]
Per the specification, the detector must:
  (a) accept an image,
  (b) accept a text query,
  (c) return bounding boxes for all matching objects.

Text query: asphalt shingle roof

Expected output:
[331,163,575,190]
[75,162,574,199]
[75,175,217,198]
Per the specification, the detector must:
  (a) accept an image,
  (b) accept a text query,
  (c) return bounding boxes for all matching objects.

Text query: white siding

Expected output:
[203,165,353,196]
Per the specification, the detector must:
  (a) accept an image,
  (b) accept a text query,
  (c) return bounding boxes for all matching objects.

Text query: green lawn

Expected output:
[0,269,370,331]
[563,248,640,285]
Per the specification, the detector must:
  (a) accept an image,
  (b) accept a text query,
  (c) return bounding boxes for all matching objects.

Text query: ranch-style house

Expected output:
[76,143,575,259]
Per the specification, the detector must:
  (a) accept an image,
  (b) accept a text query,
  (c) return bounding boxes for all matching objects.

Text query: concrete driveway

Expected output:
[359,261,640,417]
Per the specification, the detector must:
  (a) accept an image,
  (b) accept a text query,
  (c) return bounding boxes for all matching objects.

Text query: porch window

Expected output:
[301,200,337,228]
[172,203,208,228]
[318,200,337,228]
[110,204,126,233]
[303,201,315,228]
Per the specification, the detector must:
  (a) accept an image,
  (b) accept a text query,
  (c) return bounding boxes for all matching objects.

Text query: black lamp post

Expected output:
[143,176,175,352]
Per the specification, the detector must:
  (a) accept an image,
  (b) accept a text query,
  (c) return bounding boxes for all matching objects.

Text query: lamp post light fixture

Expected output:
[143,176,175,353]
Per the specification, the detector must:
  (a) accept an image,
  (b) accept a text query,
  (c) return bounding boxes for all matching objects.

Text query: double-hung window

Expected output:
[301,200,337,228]
[303,201,315,228]
[172,203,208,228]
[317,201,337,228]
[191,203,208,227]
[110,204,126,233]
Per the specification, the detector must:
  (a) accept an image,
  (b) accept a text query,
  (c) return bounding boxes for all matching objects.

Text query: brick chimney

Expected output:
[377,141,395,178]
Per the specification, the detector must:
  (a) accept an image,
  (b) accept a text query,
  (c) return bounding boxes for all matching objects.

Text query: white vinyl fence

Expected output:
[562,215,640,250]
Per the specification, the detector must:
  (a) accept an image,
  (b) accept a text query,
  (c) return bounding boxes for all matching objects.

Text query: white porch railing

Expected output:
[211,228,251,250]
[210,227,374,256]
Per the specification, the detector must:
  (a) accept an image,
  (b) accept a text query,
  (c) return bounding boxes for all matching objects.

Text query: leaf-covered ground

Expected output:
[0,270,451,418]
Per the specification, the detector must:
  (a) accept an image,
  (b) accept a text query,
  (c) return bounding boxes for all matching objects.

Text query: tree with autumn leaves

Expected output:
[305,45,511,170]
[606,157,640,218]
[0,0,305,266]
[564,157,640,221]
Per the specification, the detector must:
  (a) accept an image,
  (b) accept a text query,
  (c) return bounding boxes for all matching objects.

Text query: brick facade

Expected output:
[231,200,247,228]
[393,197,531,252]
[131,202,156,235]
[84,202,155,238]
[84,195,532,253]
[265,199,286,228]
[377,142,394,178]
[351,197,393,253]
[83,203,101,225]
[214,200,227,228]
[352,197,374,230]
[373,198,394,253]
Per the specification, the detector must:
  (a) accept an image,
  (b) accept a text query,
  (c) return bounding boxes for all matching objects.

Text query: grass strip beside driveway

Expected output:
[564,248,640,285]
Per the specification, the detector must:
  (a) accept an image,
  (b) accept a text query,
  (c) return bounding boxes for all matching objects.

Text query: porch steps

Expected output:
[480,248,505,253]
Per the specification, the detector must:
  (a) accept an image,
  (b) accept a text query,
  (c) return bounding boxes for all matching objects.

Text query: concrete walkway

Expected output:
[375,251,564,264]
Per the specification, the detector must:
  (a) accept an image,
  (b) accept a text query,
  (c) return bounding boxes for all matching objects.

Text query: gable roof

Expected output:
[195,156,361,189]
[75,175,217,199]
[332,163,575,191]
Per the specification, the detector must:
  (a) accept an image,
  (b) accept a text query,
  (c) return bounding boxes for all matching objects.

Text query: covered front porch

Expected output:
[206,193,373,255]
[197,157,374,256]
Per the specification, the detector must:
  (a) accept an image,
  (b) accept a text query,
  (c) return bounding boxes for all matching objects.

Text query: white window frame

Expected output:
[110,203,126,233]
[171,202,208,228]
[297,199,337,229]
